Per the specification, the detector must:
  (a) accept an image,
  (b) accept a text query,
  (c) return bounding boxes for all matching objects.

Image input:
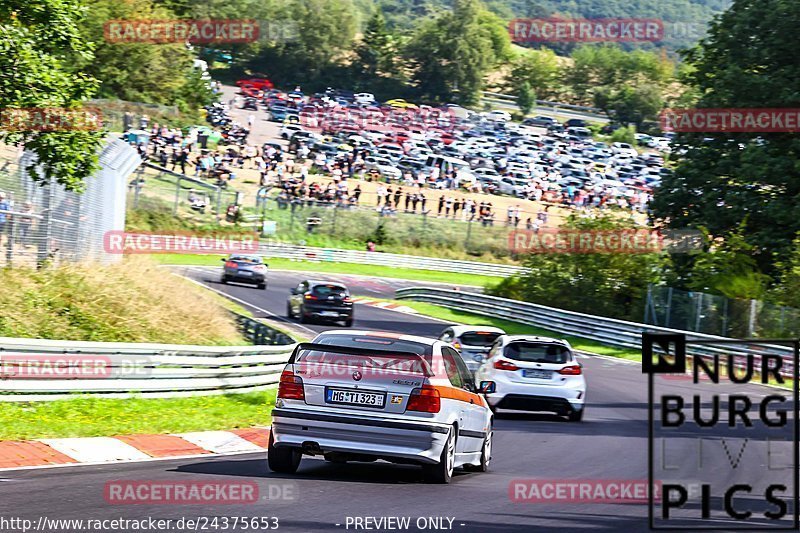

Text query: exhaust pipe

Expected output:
[302,441,322,455]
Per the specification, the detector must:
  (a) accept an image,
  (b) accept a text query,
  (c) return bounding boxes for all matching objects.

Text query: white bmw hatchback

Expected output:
[475,335,586,421]
[268,331,495,483]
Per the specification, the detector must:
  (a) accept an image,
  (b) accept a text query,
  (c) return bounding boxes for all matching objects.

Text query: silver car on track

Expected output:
[268,330,495,483]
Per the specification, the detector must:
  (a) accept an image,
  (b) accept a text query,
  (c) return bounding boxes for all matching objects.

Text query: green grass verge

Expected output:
[0,390,276,440]
[157,254,505,287]
[394,299,642,362]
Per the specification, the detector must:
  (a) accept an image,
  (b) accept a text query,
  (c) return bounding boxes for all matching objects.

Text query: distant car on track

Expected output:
[475,335,586,421]
[287,280,354,327]
[438,326,506,372]
[220,254,267,289]
[268,330,496,483]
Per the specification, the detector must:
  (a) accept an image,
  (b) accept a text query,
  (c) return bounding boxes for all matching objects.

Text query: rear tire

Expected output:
[344,318,353,327]
[568,409,584,422]
[220,276,228,284]
[258,283,267,290]
[299,310,309,324]
[286,302,294,318]
[267,434,302,474]
[423,427,456,484]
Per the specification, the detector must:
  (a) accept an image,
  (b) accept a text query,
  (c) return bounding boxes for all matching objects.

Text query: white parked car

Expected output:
[611,142,638,157]
[269,331,495,483]
[475,335,586,421]
[364,156,401,180]
[483,110,512,122]
[280,124,305,140]
[354,92,376,104]
[438,326,506,372]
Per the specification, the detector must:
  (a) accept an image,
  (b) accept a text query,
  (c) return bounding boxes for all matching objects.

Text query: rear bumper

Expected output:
[270,407,450,464]
[303,305,353,320]
[224,271,266,283]
[485,379,585,413]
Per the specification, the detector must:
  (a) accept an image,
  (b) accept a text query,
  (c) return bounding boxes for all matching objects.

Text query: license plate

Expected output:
[239,271,252,276]
[326,388,385,408]
[523,369,552,379]
[319,311,338,317]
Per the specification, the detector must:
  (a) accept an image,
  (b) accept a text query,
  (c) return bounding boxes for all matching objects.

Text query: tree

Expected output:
[650,0,800,277]
[246,0,357,88]
[354,11,397,79]
[516,82,535,116]
[594,84,664,130]
[405,0,510,105]
[505,48,561,101]
[489,214,668,321]
[0,0,105,191]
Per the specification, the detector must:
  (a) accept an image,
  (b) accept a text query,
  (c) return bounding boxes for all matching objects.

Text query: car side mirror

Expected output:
[290,288,298,295]
[479,381,496,394]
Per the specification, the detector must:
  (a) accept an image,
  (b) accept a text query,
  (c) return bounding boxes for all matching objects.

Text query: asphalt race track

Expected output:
[0,268,794,532]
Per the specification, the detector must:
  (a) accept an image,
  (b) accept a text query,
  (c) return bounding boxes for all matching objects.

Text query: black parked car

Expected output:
[287,280,354,326]
[221,254,268,289]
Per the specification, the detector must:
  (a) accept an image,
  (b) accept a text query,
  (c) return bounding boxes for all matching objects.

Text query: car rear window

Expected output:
[459,332,502,347]
[314,335,432,358]
[230,256,261,264]
[311,284,348,297]
[504,342,571,364]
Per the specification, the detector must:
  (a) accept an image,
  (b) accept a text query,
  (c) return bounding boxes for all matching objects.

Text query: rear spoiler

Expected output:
[289,342,434,377]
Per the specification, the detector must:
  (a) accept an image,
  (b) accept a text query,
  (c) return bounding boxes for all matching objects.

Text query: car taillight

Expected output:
[277,370,304,400]
[304,294,318,300]
[406,385,441,413]
[493,359,519,371]
[224,261,238,269]
[558,365,583,375]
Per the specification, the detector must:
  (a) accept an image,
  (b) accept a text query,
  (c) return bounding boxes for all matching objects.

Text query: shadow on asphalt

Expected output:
[171,456,476,485]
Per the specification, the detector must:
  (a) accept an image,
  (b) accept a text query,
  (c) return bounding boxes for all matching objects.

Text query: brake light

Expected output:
[493,359,519,371]
[304,294,318,300]
[452,341,461,350]
[558,365,583,375]
[277,370,305,400]
[343,296,352,302]
[224,261,238,269]
[406,385,441,413]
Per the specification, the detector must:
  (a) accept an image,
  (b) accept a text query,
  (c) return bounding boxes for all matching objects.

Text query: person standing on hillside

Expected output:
[437,194,445,217]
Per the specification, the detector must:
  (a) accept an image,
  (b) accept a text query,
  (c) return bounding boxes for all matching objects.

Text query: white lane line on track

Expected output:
[175,272,318,336]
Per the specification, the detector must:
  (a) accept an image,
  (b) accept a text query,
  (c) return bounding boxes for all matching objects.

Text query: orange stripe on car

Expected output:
[434,385,487,408]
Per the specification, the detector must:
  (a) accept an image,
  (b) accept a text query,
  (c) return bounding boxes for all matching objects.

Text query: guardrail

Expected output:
[258,242,526,278]
[0,337,295,402]
[236,314,295,345]
[395,287,796,376]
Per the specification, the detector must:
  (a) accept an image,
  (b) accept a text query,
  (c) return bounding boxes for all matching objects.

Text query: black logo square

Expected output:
[642,333,686,374]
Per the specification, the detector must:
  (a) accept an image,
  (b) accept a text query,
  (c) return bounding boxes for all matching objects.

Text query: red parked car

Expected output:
[236,77,274,91]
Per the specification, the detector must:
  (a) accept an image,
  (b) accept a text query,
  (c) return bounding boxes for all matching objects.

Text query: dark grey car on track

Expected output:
[287,280,354,327]
[220,254,268,289]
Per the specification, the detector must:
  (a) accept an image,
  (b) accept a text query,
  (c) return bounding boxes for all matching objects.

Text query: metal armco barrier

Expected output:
[0,337,295,402]
[395,287,796,376]
[258,242,526,278]
[236,314,295,346]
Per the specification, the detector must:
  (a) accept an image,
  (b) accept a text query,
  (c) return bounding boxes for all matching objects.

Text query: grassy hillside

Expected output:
[0,257,247,345]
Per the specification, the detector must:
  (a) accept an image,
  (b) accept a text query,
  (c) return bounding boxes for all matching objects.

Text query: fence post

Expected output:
[664,286,673,329]
[748,299,758,337]
[36,179,54,268]
[173,177,181,216]
[694,292,703,332]
[465,218,473,249]
[4,216,13,266]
